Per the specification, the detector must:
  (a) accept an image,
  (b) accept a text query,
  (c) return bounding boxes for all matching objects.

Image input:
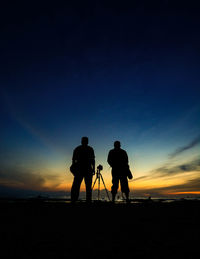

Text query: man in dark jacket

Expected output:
[71,137,95,203]
[107,141,131,202]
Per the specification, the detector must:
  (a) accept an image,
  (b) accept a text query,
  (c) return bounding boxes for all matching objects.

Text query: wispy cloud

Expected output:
[133,175,149,182]
[134,136,200,183]
[169,135,200,159]
[0,166,61,191]
[134,158,200,183]
[151,158,200,177]
[135,176,200,196]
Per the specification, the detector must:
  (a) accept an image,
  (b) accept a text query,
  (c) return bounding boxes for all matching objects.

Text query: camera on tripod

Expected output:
[92,164,110,201]
[97,164,103,171]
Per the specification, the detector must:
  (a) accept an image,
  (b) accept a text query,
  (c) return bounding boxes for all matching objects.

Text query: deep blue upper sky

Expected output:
[0,0,200,195]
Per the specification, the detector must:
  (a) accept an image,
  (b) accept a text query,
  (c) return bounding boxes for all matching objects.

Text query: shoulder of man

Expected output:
[122,149,128,157]
[87,145,95,152]
[74,145,82,152]
[109,148,115,152]
[86,145,93,150]
[108,149,116,156]
[108,149,113,155]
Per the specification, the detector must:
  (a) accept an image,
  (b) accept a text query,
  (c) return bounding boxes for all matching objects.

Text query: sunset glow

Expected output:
[0,1,200,198]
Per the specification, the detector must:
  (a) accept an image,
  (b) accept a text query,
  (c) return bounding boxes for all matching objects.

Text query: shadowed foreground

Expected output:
[0,199,199,258]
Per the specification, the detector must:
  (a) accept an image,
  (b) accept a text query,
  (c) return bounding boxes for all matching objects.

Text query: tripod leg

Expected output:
[98,177,100,200]
[100,174,110,201]
[92,176,98,190]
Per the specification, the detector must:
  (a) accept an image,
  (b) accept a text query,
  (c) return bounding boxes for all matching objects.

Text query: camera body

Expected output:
[97,164,103,171]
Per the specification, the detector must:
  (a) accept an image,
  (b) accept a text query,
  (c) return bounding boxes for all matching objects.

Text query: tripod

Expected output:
[92,165,110,201]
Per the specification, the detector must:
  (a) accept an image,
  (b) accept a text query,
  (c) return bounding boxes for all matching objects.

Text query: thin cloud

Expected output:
[169,135,200,159]
[145,176,200,194]
[134,158,200,182]
[133,175,149,182]
[152,158,200,177]
[0,167,61,191]
[132,176,200,197]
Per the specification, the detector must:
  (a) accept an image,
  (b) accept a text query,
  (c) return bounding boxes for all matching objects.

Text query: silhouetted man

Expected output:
[71,137,95,203]
[107,141,131,202]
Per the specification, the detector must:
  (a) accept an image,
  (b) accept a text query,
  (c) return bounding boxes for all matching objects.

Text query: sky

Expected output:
[0,0,200,198]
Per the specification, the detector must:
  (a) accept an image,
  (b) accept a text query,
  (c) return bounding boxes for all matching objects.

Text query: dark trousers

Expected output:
[71,174,93,202]
[111,175,129,196]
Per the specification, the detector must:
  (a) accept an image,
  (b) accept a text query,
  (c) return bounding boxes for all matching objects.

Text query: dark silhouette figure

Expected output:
[71,137,95,203]
[107,141,131,202]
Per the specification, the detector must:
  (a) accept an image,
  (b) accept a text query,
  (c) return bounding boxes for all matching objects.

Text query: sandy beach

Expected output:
[0,199,199,258]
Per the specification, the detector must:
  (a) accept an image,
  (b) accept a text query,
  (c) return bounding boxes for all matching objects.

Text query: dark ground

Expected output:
[0,199,199,259]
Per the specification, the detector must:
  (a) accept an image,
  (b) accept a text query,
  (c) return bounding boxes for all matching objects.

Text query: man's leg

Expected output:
[71,175,83,202]
[111,176,119,202]
[84,174,93,202]
[125,192,130,202]
[120,176,130,202]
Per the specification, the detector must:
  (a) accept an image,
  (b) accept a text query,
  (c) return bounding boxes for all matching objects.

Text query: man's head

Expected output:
[114,141,121,149]
[81,136,89,146]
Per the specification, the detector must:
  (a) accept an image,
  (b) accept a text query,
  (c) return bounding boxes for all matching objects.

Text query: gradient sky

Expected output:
[0,1,200,197]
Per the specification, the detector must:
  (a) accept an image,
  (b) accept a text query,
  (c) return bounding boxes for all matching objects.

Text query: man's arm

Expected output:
[72,148,77,164]
[91,148,95,174]
[125,151,129,165]
[107,151,113,167]
[92,159,95,174]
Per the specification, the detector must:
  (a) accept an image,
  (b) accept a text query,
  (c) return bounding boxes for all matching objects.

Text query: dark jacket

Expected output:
[107,148,128,176]
[72,145,95,174]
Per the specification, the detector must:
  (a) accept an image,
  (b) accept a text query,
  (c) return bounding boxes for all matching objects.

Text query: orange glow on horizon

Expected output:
[1,168,200,196]
[167,191,200,195]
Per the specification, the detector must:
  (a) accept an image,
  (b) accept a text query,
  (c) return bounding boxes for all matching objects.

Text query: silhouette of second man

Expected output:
[71,137,95,203]
[107,141,131,202]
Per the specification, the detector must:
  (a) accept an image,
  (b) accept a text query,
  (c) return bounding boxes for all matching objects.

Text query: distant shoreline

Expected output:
[1,196,200,204]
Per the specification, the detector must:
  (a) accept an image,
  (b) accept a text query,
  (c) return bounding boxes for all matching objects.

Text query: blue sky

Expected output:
[0,0,200,197]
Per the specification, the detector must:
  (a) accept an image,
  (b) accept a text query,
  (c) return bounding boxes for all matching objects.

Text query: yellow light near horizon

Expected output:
[41,169,199,193]
[131,171,199,191]
[167,191,200,195]
[2,164,198,196]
